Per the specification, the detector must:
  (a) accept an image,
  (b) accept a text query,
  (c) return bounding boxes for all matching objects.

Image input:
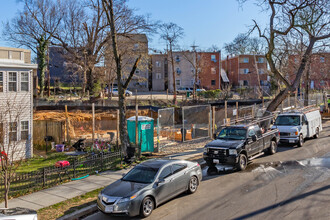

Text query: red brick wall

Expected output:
[199,52,221,90]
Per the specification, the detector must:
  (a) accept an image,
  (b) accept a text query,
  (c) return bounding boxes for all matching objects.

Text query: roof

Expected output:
[0,62,38,69]
[127,116,154,121]
[140,159,175,169]
[118,33,148,43]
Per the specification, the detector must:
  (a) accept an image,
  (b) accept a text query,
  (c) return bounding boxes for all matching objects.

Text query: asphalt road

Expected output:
[84,121,330,220]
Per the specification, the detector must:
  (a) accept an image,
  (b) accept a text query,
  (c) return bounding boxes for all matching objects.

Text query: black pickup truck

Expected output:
[203,124,280,171]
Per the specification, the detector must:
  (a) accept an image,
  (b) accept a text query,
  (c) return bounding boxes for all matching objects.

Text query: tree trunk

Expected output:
[304,61,311,106]
[87,67,94,95]
[82,69,87,97]
[4,169,8,208]
[118,85,129,157]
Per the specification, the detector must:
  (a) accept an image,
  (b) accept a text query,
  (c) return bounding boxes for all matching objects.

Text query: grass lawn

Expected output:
[16,153,71,173]
[37,187,103,220]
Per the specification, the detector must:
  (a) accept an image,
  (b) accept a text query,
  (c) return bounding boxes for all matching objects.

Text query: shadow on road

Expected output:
[232,185,330,220]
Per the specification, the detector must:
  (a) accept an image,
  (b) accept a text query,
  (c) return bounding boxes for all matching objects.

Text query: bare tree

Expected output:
[159,23,184,103]
[224,33,265,56]
[102,0,155,156]
[249,0,330,112]
[3,0,64,97]
[0,95,31,208]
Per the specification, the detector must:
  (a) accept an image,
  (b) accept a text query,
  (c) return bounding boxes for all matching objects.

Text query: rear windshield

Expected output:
[274,115,300,126]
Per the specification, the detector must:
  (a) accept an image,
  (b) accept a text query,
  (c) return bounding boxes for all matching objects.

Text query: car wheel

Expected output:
[187,176,198,194]
[268,141,277,155]
[314,127,319,139]
[140,196,154,218]
[237,154,247,171]
[297,134,304,147]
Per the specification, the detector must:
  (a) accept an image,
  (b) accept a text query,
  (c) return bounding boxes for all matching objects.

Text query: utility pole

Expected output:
[191,44,198,100]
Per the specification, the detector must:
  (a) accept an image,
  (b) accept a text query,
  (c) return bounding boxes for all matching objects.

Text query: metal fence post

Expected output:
[43,168,46,187]
[101,153,104,171]
[182,107,185,142]
[73,159,76,178]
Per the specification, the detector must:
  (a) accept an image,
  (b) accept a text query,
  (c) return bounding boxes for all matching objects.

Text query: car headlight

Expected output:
[204,148,208,153]
[291,131,298,136]
[229,149,237,155]
[118,194,137,204]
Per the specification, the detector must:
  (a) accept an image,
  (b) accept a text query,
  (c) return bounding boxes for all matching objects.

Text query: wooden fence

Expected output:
[33,121,64,146]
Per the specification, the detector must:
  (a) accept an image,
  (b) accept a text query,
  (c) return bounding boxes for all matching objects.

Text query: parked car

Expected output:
[0,207,37,220]
[272,108,322,147]
[97,159,202,217]
[196,88,206,92]
[176,87,193,94]
[106,87,133,96]
[203,124,279,171]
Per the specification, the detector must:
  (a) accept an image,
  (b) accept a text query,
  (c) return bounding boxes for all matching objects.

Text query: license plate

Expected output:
[289,140,295,143]
[105,206,113,213]
[214,151,218,154]
[213,159,219,164]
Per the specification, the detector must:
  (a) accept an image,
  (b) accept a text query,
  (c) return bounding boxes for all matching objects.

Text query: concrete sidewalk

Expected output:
[0,150,204,210]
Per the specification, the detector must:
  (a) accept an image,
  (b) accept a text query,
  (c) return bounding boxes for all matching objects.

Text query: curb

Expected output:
[57,204,97,220]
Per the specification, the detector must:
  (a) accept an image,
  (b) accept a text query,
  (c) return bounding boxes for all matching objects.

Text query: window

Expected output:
[243,80,249,86]
[211,67,216,74]
[243,69,249,74]
[176,79,181,87]
[133,43,139,50]
[294,58,299,64]
[176,67,181,74]
[0,72,3,92]
[135,69,140,74]
[258,69,264,74]
[175,55,180,62]
[156,73,162,80]
[156,61,161,67]
[191,79,194,86]
[320,57,325,63]
[9,72,17,91]
[248,128,256,137]
[158,166,172,179]
[260,80,264,86]
[258,57,264,63]
[9,122,17,142]
[211,80,216,85]
[21,121,29,140]
[21,72,29,92]
[172,164,187,174]
[211,55,216,62]
[21,52,25,61]
[243,57,249,63]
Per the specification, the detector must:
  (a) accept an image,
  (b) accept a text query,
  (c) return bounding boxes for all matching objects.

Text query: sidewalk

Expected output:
[0,149,204,210]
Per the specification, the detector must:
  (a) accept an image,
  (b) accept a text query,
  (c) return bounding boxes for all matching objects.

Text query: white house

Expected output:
[0,47,37,159]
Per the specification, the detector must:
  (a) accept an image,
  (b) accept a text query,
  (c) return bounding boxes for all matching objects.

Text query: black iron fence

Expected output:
[0,151,122,198]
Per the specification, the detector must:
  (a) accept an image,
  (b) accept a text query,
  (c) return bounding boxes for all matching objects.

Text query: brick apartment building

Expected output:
[288,53,329,90]
[221,54,268,88]
[151,51,196,92]
[199,51,230,90]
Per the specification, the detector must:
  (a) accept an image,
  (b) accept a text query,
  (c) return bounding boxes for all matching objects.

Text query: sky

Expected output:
[0,0,269,54]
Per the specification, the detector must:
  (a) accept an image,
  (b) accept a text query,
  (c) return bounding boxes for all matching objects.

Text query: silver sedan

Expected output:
[97,159,202,218]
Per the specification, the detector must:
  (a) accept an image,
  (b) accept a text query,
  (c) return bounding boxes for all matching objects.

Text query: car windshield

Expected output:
[122,165,159,184]
[274,116,300,126]
[217,128,247,140]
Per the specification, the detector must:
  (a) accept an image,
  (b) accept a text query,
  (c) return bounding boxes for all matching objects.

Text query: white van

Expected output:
[272,109,322,147]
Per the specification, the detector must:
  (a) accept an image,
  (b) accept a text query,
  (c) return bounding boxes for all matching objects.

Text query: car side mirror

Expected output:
[157,179,165,186]
[213,133,217,139]
[251,135,257,142]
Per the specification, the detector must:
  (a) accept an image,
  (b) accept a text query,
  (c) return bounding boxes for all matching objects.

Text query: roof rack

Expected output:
[283,105,319,114]
[221,113,274,127]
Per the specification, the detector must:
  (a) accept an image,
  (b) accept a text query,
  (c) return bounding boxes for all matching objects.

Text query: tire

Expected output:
[297,134,304,147]
[187,176,198,194]
[268,141,277,155]
[140,196,154,218]
[314,127,319,139]
[236,154,247,171]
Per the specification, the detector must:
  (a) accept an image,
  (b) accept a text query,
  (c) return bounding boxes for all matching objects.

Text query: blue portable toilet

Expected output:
[127,116,154,153]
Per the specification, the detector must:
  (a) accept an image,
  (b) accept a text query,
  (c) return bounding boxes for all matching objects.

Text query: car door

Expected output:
[247,128,259,156]
[154,165,175,204]
[301,115,308,137]
[254,127,266,152]
[170,163,189,195]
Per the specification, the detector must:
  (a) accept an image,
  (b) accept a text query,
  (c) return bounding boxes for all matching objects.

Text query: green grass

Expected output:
[16,153,71,173]
[37,187,104,220]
